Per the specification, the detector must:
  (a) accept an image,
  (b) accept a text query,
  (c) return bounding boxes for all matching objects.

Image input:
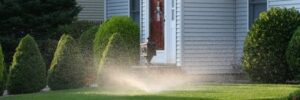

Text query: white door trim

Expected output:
[146,0,176,64]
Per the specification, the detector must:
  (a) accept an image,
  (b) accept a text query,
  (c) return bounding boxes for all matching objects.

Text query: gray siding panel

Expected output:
[141,0,146,42]
[106,0,130,19]
[77,0,104,21]
[181,0,237,74]
[268,0,300,10]
[235,0,248,65]
[176,0,182,66]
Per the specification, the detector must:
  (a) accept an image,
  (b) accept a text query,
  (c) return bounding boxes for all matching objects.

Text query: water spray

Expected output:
[140,37,157,66]
[96,37,192,93]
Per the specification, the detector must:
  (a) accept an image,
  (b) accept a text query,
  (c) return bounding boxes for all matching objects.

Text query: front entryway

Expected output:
[147,0,176,65]
[150,0,164,50]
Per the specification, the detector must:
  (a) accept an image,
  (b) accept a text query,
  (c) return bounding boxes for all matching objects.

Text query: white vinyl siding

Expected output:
[77,0,104,21]
[235,0,248,65]
[105,0,130,19]
[268,0,300,10]
[181,0,237,74]
[140,0,147,43]
[176,0,182,66]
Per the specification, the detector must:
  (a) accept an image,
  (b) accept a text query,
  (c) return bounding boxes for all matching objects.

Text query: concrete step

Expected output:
[130,65,249,83]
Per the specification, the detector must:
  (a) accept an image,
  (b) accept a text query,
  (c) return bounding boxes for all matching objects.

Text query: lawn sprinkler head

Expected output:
[140,38,156,66]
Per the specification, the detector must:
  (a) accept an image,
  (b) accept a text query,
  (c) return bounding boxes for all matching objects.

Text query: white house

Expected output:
[101,0,300,75]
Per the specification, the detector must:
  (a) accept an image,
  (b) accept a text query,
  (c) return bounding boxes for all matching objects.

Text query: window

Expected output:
[249,0,267,28]
[130,0,140,25]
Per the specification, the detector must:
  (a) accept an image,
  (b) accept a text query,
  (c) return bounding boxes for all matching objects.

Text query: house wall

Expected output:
[268,0,300,10]
[180,0,237,74]
[140,0,148,43]
[176,0,182,66]
[235,0,248,65]
[105,0,130,19]
[77,0,104,22]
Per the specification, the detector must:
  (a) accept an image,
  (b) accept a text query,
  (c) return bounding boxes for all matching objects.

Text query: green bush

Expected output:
[48,34,85,90]
[243,7,300,83]
[93,16,139,74]
[286,27,300,80]
[7,35,47,94]
[79,26,99,85]
[0,44,4,96]
[288,90,300,100]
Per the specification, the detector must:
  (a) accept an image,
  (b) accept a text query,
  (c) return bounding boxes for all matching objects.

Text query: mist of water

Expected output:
[99,67,193,93]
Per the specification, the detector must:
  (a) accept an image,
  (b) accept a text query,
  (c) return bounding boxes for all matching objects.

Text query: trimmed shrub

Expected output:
[48,34,85,90]
[0,44,4,96]
[286,27,300,80]
[243,7,300,83]
[79,26,99,85]
[7,35,47,94]
[93,16,139,73]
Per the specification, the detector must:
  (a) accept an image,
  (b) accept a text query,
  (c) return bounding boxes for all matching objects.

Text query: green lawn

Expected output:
[1,84,299,100]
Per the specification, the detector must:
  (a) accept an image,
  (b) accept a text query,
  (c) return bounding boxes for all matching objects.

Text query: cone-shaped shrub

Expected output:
[243,8,300,83]
[93,16,139,73]
[48,34,85,90]
[79,26,98,85]
[286,27,300,80]
[7,35,46,94]
[0,44,4,96]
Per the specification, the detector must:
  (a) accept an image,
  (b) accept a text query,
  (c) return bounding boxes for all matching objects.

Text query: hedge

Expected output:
[243,7,300,83]
[93,16,139,74]
[48,34,85,90]
[79,26,99,85]
[7,35,47,94]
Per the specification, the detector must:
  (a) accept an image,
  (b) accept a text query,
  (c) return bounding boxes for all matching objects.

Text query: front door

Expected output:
[147,0,176,64]
[150,0,164,50]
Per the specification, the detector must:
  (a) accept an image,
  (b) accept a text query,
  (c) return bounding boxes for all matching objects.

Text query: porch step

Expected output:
[189,74,250,83]
[130,65,249,83]
[182,67,242,75]
[181,67,249,83]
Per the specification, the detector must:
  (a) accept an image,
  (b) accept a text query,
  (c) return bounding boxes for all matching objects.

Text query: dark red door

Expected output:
[150,0,164,50]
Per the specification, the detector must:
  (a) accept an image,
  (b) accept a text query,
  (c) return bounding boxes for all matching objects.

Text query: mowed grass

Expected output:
[1,84,299,100]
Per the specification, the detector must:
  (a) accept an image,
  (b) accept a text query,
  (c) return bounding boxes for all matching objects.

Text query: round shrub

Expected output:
[79,26,99,85]
[93,16,139,73]
[48,34,85,90]
[0,44,4,96]
[7,35,47,94]
[243,7,300,83]
[286,27,300,80]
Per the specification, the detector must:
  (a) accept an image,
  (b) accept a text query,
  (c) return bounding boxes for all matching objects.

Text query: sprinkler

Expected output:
[140,38,156,66]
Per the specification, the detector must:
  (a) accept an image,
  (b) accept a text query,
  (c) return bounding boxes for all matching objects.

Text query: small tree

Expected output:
[93,16,139,74]
[0,44,5,96]
[79,26,99,85]
[286,27,300,80]
[243,8,300,83]
[7,35,47,94]
[48,34,85,90]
